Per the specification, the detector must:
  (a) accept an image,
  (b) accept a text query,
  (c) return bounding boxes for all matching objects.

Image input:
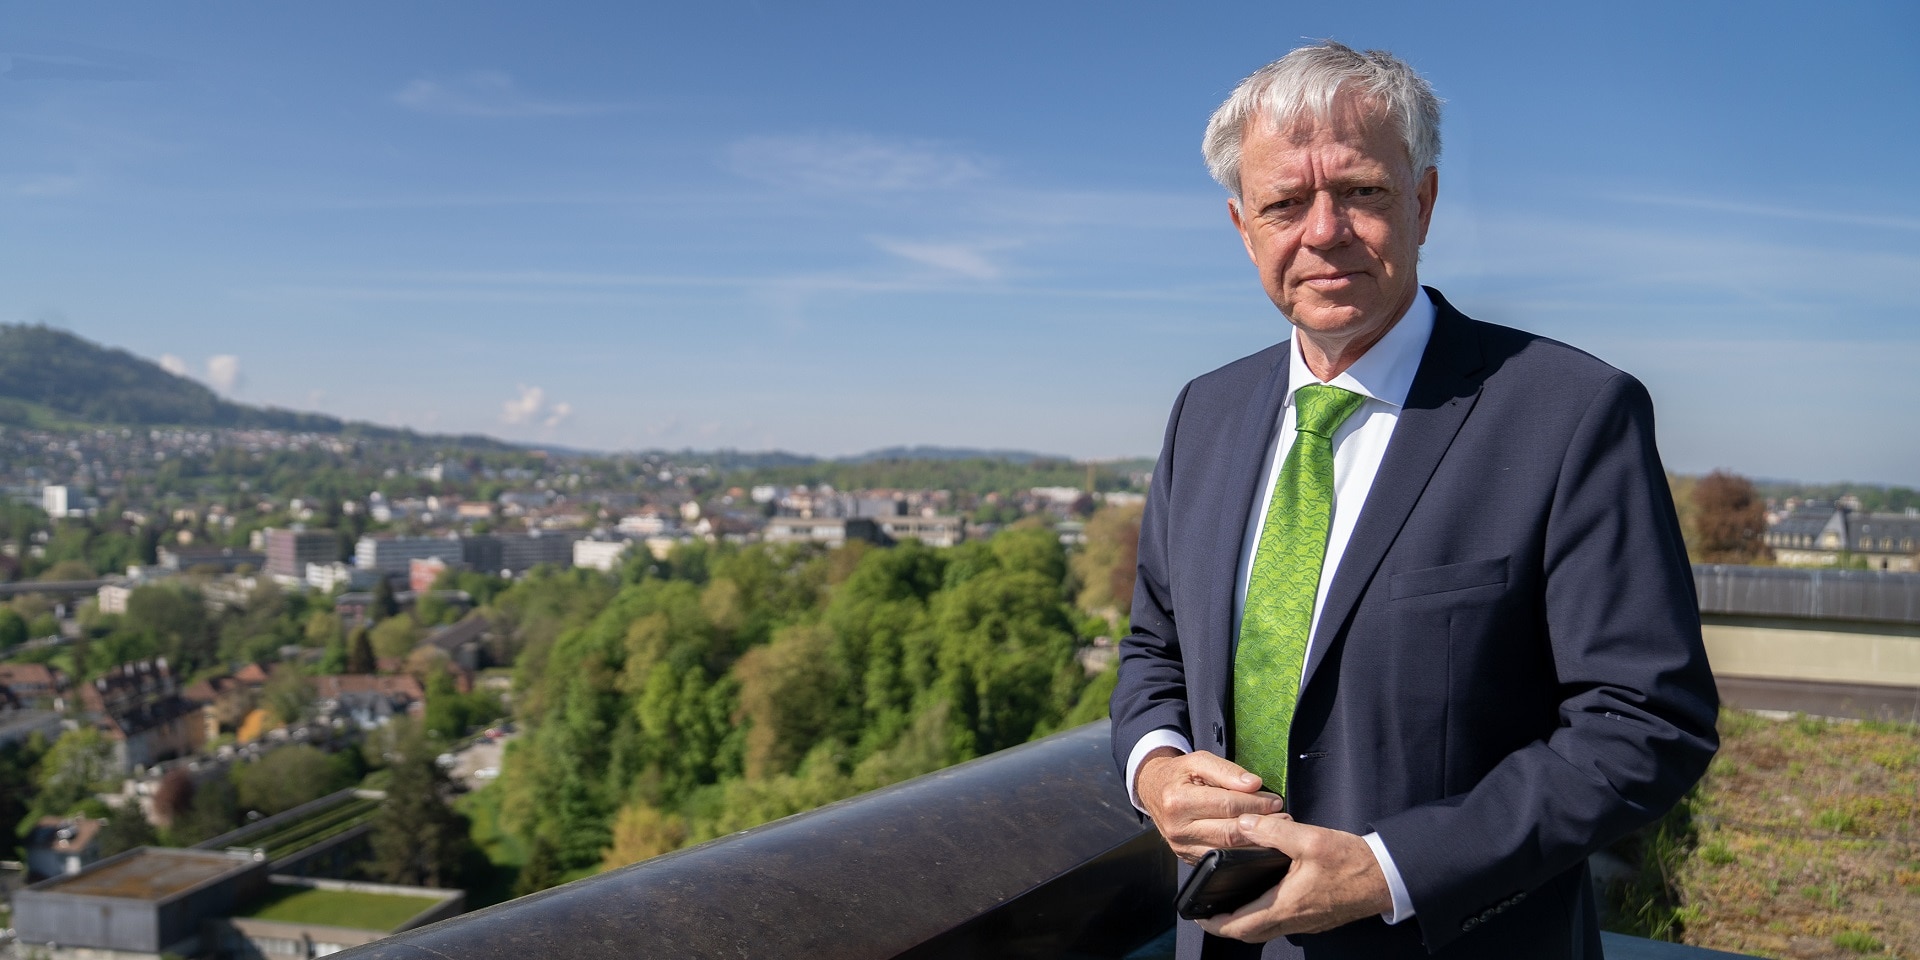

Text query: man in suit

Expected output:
[1109,42,1720,958]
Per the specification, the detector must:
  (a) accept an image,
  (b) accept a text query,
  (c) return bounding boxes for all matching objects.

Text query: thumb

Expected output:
[1236,813,1300,852]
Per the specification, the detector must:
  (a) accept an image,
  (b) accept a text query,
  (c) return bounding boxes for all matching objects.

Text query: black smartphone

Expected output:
[1174,846,1294,920]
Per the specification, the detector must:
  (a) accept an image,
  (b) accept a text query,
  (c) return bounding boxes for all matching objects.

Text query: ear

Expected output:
[1415,167,1438,245]
[1228,198,1258,263]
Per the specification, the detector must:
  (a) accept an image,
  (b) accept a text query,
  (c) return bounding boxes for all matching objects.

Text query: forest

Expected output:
[488,521,1134,887]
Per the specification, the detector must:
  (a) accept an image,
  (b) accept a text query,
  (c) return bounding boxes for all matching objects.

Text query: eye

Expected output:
[1349,186,1384,198]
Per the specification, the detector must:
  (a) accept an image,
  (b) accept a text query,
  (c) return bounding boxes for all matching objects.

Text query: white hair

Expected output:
[1203,41,1442,199]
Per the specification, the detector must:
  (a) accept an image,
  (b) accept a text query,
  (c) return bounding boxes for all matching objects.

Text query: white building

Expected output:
[574,539,635,572]
[616,512,678,536]
[96,582,134,615]
[308,562,380,592]
[877,515,967,548]
[42,485,69,518]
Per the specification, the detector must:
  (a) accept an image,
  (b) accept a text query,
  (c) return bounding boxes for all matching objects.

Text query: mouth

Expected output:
[1298,272,1360,289]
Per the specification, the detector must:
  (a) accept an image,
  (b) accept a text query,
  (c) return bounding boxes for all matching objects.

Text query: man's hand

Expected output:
[1135,748,1286,863]
[1195,813,1392,942]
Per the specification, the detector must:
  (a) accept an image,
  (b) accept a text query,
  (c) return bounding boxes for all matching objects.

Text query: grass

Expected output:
[237,885,443,931]
[1650,710,1920,958]
[454,783,524,908]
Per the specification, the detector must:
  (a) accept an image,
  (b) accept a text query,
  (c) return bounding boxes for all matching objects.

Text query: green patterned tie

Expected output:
[1233,383,1365,796]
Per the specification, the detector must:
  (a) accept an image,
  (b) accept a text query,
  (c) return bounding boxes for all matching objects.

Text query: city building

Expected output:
[263,528,339,581]
[11,847,271,959]
[0,662,70,709]
[210,876,464,959]
[762,517,889,548]
[876,515,967,548]
[97,579,135,615]
[1767,503,1920,572]
[574,538,634,572]
[157,545,266,574]
[462,530,581,575]
[306,561,380,593]
[80,659,203,770]
[411,556,452,593]
[310,674,427,729]
[0,690,65,749]
[11,846,464,960]
[24,816,106,881]
[355,534,463,576]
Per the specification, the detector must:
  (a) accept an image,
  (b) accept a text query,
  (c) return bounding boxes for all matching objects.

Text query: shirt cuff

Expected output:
[1362,831,1416,924]
[1124,728,1193,812]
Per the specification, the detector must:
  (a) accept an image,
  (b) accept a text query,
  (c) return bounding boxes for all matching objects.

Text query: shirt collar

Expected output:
[1285,286,1435,410]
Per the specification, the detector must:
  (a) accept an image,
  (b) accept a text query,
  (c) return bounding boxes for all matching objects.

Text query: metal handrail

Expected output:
[329,721,1175,960]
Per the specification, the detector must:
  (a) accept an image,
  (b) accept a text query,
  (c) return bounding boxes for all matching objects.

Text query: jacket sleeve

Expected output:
[1371,372,1720,951]
[1110,381,1198,777]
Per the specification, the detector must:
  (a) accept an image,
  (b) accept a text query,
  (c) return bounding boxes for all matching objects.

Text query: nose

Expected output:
[1302,191,1351,249]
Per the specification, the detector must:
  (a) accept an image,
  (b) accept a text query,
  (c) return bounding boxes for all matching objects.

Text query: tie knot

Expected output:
[1293,384,1364,439]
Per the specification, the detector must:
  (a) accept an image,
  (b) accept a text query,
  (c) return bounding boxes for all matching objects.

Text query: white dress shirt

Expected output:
[1125,287,1436,925]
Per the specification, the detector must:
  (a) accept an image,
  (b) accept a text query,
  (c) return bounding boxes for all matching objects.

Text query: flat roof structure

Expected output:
[13,847,271,957]
[33,847,250,900]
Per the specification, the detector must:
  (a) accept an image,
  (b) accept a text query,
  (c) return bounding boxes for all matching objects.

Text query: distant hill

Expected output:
[840,445,1064,464]
[0,324,504,447]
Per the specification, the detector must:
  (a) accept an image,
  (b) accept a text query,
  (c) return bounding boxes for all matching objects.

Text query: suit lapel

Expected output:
[1302,291,1487,690]
[1205,345,1291,709]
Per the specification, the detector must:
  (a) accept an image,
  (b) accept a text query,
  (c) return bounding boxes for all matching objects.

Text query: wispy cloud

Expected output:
[1610,194,1920,233]
[501,385,572,430]
[392,71,627,118]
[14,174,82,197]
[870,237,1008,280]
[1,42,174,82]
[158,354,189,377]
[206,354,243,393]
[727,134,990,192]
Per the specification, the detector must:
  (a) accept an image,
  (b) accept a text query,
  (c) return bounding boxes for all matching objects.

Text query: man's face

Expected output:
[1229,90,1437,349]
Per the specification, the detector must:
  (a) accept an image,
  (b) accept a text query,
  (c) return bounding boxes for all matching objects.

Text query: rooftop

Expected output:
[32,847,257,901]
[237,884,445,932]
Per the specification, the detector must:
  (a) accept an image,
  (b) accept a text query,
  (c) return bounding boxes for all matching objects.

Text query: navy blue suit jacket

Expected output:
[1110,289,1719,959]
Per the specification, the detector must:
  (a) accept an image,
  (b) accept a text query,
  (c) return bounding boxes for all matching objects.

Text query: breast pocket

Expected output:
[1389,556,1509,600]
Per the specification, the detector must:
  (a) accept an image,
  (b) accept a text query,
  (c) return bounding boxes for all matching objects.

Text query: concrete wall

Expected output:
[12,891,163,953]
[1702,613,1920,687]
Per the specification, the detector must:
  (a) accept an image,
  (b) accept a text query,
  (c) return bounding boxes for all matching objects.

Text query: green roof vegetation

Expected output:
[236,796,382,861]
[239,885,443,931]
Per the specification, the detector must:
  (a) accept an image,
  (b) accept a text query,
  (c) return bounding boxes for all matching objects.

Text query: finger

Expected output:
[1169,785,1287,822]
[1236,813,1307,853]
[1177,751,1266,792]
[1172,815,1259,852]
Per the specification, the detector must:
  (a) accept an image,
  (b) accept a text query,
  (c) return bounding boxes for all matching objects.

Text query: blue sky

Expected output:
[3,2,1916,483]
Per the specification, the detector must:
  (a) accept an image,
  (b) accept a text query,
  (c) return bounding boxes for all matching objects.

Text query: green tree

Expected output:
[0,737,49,860]
[304,609,342,647]
[262,665,316,726]
[124,583,214,671]
[367,727,474,888]
[734,623,846,780]
[1071,503,1143,617]
[233,745,353,816]
[167,774,240,845]
[371,576,399,622]
[0,606,26,650]
[370,615,420,660]
[34,727,118,815]
[346,626,376,674]
[95,812,158,857]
